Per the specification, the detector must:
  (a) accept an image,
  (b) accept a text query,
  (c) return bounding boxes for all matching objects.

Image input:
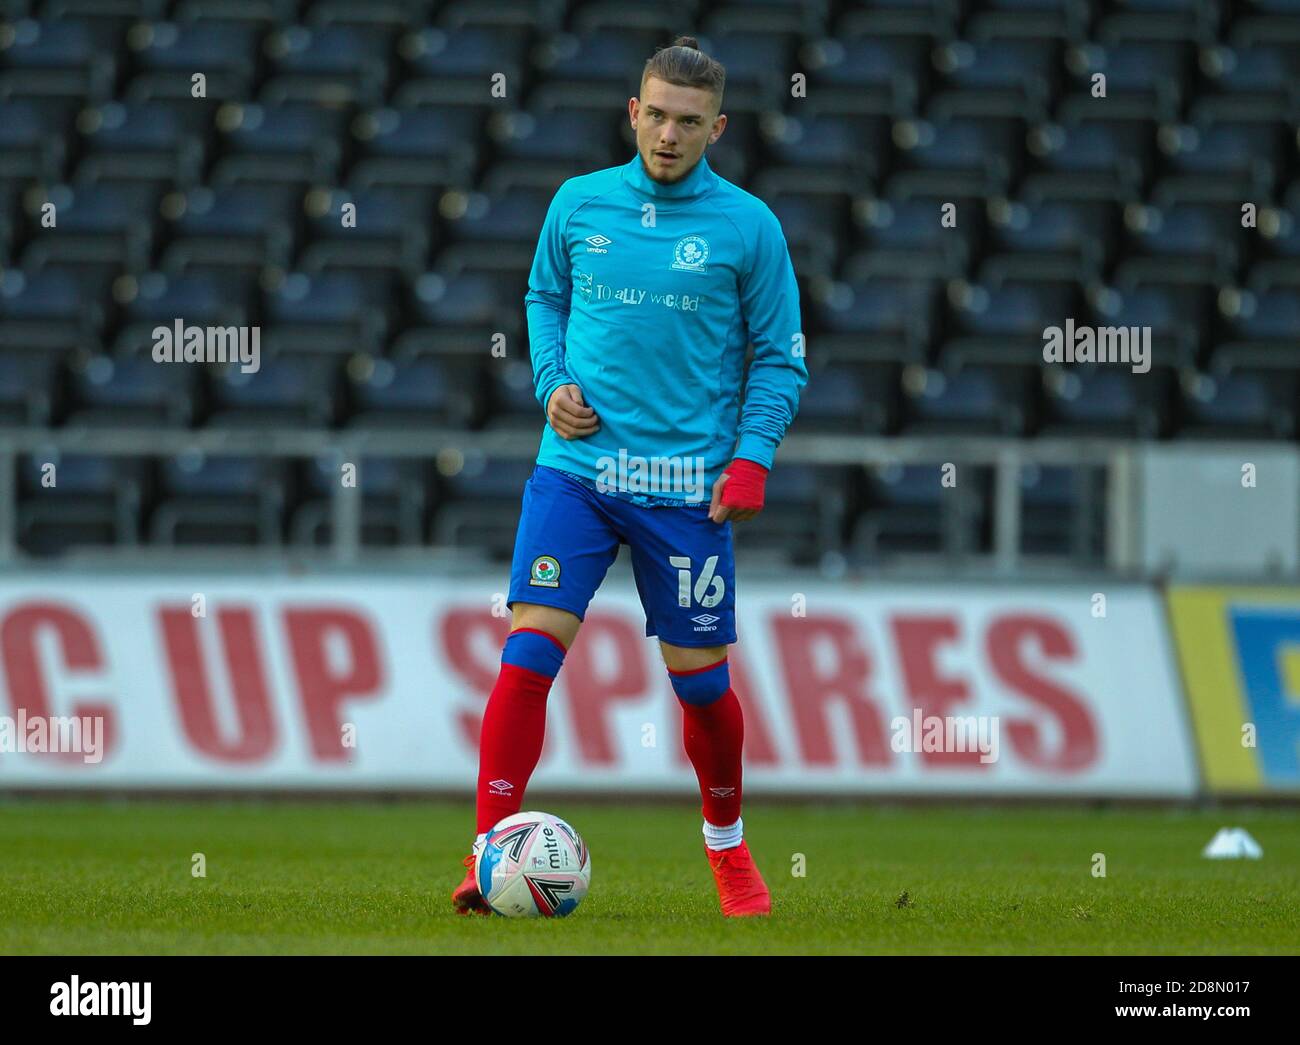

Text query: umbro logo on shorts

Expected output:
[691,613,720,631]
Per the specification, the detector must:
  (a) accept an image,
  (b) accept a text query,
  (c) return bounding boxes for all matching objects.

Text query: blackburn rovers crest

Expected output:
[529,555,561,587]
[670,235,709,273]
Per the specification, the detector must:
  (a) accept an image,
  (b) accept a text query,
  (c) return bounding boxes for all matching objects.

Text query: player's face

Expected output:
[629,77,726,184]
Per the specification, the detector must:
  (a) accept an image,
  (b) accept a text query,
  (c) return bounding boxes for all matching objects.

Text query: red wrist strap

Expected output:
[719,458,768,511]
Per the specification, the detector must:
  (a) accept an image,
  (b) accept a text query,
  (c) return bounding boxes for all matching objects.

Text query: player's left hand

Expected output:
[709,458,768,523]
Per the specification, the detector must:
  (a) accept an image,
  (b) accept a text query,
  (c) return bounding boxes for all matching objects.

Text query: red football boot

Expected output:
[451,851,492,916]
[706,840,771,917]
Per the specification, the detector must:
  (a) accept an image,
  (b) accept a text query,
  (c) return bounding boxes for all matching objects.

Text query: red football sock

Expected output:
[475,657,558,834]
[681,687,745,826]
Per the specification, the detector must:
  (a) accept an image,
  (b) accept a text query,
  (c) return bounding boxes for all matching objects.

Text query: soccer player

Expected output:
[453,36,807,917]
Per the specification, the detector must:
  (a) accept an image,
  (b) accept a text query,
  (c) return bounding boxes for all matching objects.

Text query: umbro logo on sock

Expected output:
[488,779,514,795]
[709,786,736,797]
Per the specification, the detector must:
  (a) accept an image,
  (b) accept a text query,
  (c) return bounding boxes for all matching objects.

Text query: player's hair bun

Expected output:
[672,36,699,49]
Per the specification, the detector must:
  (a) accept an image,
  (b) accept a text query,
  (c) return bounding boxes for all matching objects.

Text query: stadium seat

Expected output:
[291,453,429,547]
[1213,287,1300,372]
[978,198,1115,285]
[925,38,1060,121]
[111,270,254,355]
[1018,462,1103,559]
[0,348,56,424]
[432,455,536,557]
[18,452,146,553]
[1057,41,1192,122]
[298,186,432,274]
[151,452,286,545]
[350,105,483,188]
[885,115,1025,199]
[528,30,661,111]
[392,24,530,107]
[346,355,478,430]
[1245,196,1300,291]
[206,355,338,429]
[812,275,941,364]
[797,360,893,434]
[19,182,159,271]
[900,363,1035,435]
[434,189,552,275]
[0,264,110,352]
[1039,364,1171,437]
[704,0,833,36]
[260,24,393,106]
[1192,42,1300,123]
[1151,120,1287,206]
[483,106,623,192]
[73,100,211,186]
[845,195,980,282]
[764,191,851,279]
[211,102,348,186]
[699,30,796,112]
[1088,281,1210,367]
[260,270,394,357]
[967,0,1083,43]
[484,357,545,430]
[757,113,889,195]
[1114,201,1244,289]
[801,33,928,116]
[123,19,262,101]
[1096,0,1216,46]
[1179,368,1297,439]
[1020,116,1155,203]
[837,0,959,40]
[0,98,73,180]
[395,270,525,357]
[852,463,947,558]
[940,278,1080,368]
[0,16,121,100]
[158,184,300,272]
[64,352,195,427]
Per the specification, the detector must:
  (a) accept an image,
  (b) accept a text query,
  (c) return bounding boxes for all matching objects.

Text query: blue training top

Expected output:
[523,151,808,505]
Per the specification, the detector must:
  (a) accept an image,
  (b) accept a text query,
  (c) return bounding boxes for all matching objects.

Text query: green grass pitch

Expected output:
[1,799,1296,955]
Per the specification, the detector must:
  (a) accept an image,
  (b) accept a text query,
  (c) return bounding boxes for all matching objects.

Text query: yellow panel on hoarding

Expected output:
[1166,587,1300,793]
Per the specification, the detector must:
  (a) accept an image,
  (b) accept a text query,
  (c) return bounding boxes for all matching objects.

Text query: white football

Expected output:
[475,811,591,918]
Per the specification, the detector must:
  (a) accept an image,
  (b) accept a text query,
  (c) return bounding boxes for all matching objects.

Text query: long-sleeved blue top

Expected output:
[523,151,807,503]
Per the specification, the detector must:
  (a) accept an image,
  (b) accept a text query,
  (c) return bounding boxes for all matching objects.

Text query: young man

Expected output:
[453,36,806,917]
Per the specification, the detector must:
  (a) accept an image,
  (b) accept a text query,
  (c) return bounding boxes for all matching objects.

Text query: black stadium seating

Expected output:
[0,0,1296,559]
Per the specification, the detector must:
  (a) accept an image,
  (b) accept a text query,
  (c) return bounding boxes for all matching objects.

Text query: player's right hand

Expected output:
[547,383,600,439]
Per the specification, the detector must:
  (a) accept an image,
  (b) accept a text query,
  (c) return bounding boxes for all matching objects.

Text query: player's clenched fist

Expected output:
[546,383,601,440]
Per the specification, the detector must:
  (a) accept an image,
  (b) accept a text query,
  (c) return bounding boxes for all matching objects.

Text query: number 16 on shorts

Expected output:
[671,555,725,609]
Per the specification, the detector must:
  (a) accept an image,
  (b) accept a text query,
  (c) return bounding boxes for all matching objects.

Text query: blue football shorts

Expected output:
[506,464,737,647]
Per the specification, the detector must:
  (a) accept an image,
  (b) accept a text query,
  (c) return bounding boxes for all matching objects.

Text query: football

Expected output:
[475,811,591,918]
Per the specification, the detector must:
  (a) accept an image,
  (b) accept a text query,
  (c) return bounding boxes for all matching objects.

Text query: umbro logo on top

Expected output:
[585,234,612,253]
